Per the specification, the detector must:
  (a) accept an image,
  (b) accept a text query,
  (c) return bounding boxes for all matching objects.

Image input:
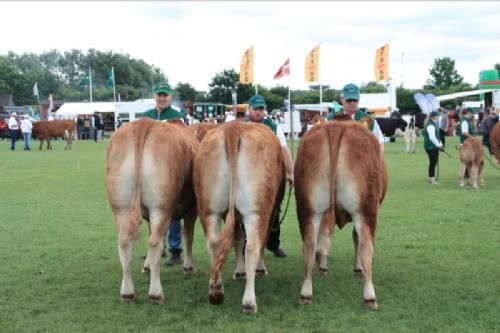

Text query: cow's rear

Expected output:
[295,120,387,309]
[193,121,284,314]
[460,137,484,188]
[105,118,198,303]
[490,122,500,165]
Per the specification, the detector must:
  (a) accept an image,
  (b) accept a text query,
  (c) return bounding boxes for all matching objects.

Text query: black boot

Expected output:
[165,249,182,266]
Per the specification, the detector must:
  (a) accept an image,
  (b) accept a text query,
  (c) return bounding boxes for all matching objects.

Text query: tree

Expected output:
[207,68,254,104]
[360,81,387,93]
[174,82,197,102]
[426,57,464,90]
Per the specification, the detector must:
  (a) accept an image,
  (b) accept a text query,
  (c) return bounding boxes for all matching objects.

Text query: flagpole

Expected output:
[112,67,117,102]
[288,56,294,159]
[89,66,93,103]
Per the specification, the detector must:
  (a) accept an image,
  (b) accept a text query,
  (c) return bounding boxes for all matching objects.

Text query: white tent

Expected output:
[56,102,115,118]
[436,89,494,101]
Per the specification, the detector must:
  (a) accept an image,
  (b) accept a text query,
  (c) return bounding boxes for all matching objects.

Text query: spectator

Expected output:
[141,82,185,266]
[479,108,497,154]
[95,113,105,142]
[423,111,444,184]
[77,115,84,140]
[83,116,91,140]
[247,94,293,258]
[20,115,33,150]
[8,112,19,151]
[438,108,449,148]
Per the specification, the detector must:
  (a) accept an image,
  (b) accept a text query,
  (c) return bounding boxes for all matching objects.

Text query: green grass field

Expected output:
[1,135,499,333]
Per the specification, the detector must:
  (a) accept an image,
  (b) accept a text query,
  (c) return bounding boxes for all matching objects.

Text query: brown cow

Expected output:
[193,121,285,314]
[105,118,198,304]
[490,122,500,165]
[188,122,219,142]
[32,120,76,150]
[460,137,484,188]
[294,120,387,310]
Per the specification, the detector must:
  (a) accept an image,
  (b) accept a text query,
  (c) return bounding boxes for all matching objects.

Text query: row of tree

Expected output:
[1,49,498,114]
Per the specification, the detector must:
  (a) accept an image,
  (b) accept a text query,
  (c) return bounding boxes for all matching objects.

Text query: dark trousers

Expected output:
[482,134,492,154]
[9,129,17,150]
[267,202,281,251]
[425,148,439,177]
[439,129,446,147]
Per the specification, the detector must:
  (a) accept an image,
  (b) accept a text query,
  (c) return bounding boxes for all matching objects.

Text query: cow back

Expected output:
[490,122,500,163]
[460,136,484,167]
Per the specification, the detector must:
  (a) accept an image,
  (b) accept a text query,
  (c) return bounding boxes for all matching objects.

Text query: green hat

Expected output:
[249,95,267,109]
[153,82,172,95]
[342,83,360,100]
[430,111,441,117]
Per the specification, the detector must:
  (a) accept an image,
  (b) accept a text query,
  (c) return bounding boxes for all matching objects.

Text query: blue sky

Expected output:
[1,1,499,92]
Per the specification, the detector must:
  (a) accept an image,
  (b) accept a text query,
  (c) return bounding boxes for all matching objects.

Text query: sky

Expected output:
[1,1,500,93]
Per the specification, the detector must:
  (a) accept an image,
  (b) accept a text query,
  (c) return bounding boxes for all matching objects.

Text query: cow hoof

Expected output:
[255,269,267,277]
[354,269,363,277]
[208,283,224,305]
[299,295,313,305]
[242,303,257,315]
[363,299,378,310]
[233,272,246,280]
[460,184,465,188]
[121,294,135,303]
[183,267,194,275]
[318,267,328,276]
[149,294,164,305]
[142,266,150,274]
[480,181,485,186]
[208,292,224,305]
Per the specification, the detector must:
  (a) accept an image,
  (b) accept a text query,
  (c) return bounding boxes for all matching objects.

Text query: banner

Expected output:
[304,45,320,82]
[374,43,390,81]
[239,46,254,84]
[273,58,290,80]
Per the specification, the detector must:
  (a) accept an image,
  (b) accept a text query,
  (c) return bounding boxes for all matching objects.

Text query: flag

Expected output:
[107,68,114,88]
[48,94,54,111]
[33,82,39,97]
[239,46,254,84]
[305,45,320,82]
[273,58,290,80]
[374,43,390,81]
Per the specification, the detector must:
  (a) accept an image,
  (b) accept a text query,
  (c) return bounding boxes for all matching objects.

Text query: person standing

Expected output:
[141,82,185,266]
[83,116,91,140]
[20,115,33,150]
[8,112,19,151]
[95,113,105,142]
[423,111,444,184]
[247,94,294,258]
[459,108,476,146]
[326,83,385,152]
[479,108,496,154]
[438,109,449,148]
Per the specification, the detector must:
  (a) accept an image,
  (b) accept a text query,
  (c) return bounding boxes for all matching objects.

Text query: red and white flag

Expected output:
[273,58,290,79]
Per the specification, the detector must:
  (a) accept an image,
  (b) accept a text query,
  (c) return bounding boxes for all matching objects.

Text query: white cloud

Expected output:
[1,1,500,94]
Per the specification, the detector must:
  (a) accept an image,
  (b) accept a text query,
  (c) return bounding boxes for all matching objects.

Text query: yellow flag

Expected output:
[239,46,254,84]
[374,43,390,81]
[304,45,320,82]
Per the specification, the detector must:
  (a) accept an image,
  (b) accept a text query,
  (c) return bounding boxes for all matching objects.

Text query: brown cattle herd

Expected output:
[103,116,499,314]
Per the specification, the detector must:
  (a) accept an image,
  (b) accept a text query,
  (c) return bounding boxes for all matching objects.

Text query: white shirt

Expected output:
[21,119,32,133]
[225,114,236,122]
[461,119,469,134]
[426,124,443,148]
[276,124,287,147]
[8,116,19,130]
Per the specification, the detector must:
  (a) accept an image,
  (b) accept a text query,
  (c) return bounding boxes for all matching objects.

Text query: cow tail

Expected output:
[212,126,241,279]
[127,119,153,241]
[324,125,346,228]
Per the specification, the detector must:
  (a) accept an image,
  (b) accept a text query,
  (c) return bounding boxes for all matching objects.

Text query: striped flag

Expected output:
[273,58,290,80]
[374,43,390,81]
[305,45,320,82]
[239,46,254,84]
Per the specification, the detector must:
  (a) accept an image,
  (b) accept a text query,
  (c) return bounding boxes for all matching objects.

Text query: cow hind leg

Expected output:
[182,208,197,275]
[479,161,485,186]
[316,212,334,275]
[147,211,171,304]
[233,223,247,280]
[355,217,378,310]
[204,214,225,305]
[470,165,479,189]
[352,228,363,277]
[116,211,136,303]
[459,163,467,188]
[299,214,320,305]
[241,214,267,314]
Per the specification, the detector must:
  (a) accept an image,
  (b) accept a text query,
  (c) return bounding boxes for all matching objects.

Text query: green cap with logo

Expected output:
[249,95,267,109]
[342,83,360,100]
[153,82,172,95]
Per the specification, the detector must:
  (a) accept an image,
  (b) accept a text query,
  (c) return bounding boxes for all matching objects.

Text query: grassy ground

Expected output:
[0,136,499,333]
